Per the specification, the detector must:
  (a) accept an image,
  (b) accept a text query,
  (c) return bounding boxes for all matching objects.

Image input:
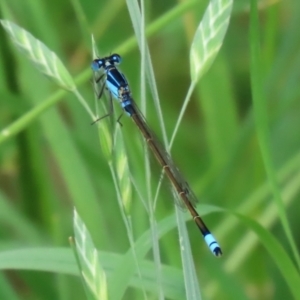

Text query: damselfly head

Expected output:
[110,53,122,65]
[91,59,103,71]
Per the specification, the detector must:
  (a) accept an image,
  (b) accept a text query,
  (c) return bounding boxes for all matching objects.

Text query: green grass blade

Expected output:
[69,237,95,300]
[109,204,221,299]
[175,206,202,300]
[190,0,233,83]
[0,247,188,299]
[121,3,166,298]
[235,212,300,300]
[1,20,75,91]
[125,0,168,146]
[216,152,300,271]
[73,209,108,300]
[170,0,233,147]
[111,126,133,215]
[249,0,300,269]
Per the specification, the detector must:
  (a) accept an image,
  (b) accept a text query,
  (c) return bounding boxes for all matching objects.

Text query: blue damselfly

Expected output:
[91,54,222,257]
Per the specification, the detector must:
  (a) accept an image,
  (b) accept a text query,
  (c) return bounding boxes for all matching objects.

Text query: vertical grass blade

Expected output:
[175,206,202,300]
[111,125,133,215]
[249,0,300,269]
[125,0,168,146]
[73,209,108,300]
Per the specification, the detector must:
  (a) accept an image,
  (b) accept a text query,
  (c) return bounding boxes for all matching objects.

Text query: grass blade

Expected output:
[1,20,75,91]
[249,0,300,269]
[73,209,108,300]
[170,0,233,147]
[190,0,233,83]
[235,212,300,300]
[175,206,202,300]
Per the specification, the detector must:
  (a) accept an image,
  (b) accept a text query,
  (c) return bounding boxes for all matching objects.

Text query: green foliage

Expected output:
[190,0,233,83]
[0,0,299,299]
[73,209,108,300]
[1,20,76,91]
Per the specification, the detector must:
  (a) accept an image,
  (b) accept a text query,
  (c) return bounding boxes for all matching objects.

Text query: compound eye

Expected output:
[91,59,103,71]
[111,54,122,64]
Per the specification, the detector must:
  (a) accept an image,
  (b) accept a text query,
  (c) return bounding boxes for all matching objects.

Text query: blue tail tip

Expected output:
[204,233,222,257]
[213,247,222,257]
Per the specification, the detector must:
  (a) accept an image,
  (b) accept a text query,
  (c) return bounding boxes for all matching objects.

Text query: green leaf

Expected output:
[249,0,300,269]
[235,212,300,300]
[190,0,233,82]
[1,20,75,91]
[73,209,108,300]
[175,206,202,300]
[0,247,186,300]
[111,126,132,214]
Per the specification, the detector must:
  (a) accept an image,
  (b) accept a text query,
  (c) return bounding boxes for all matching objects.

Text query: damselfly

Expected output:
[91,54,222,257]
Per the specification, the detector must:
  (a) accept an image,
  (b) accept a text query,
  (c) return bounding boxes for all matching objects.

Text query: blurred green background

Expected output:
[0,0,300,299]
